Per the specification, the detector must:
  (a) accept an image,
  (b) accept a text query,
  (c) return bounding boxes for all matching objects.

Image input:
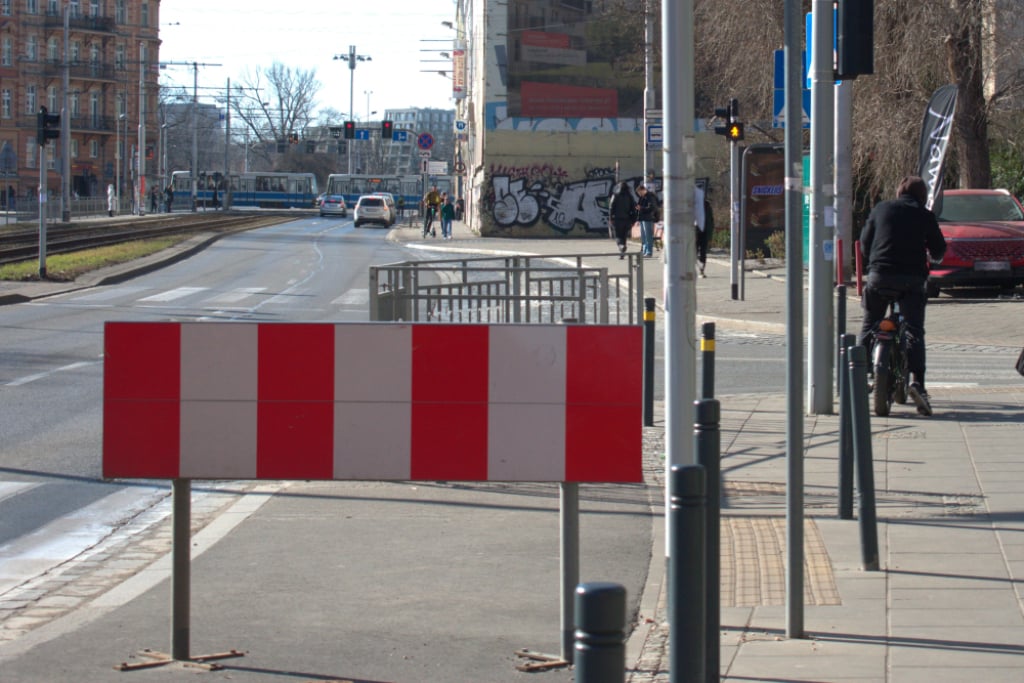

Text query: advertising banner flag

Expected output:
[916,84,958,213]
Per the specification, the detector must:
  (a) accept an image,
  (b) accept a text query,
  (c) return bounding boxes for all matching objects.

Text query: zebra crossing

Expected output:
[35,285,372,318]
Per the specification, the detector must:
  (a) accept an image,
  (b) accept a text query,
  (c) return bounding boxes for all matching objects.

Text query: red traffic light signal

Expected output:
[381,120,393,139]
[343,121,355,139]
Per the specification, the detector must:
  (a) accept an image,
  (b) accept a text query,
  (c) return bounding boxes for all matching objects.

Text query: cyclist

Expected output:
[858,175,946,415]
[422,186,442,237]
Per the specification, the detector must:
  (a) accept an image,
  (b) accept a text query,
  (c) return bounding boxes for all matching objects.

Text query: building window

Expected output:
[90,139,98,158]
[1,0,10,16]
[1,89,10,119]
[26,0,38,14]
[26,35,37,61]
[71,41,80,63]
[47,37,58,62]
[71,138,79,158]
[115,45,125,69]
[26,85,37,114]
[90,92,99,126]
[27,140,36,169]
[69,0,79,17]
[70,92,80,116]
[46,0,55,15]
[141,2,148,27]
[47,86,56,111]
[115,0,125,23]
[89,0,97,17]
[47,145,56,170]
[2,37,11,66]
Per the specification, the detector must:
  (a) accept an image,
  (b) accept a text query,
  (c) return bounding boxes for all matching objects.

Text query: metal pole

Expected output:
[835,80,853,284]
[574,582,626,683]
[191,62,198,212]
[809,0,836,414]
[171,479,191,660]
[138,44,146,215]
[348,45,355,175]
[115,111,121,215]
[38,142,46,278]
[669,465,706,683]
[837,333,856,520]
[694,400,720,683]
[224,78,230,210]
[729,140,740,300]
[559,482,579,663]
[700,322,715,399]
[783,0,806,639]
[643,297,656,426]
[642,0,655,182]
[61,5,70,222]
[661,0,697,588]
[847,345,880,570]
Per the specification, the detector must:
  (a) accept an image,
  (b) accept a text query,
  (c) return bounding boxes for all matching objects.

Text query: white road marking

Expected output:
[136,286,208,302]
[4,361,99,387]
[203,287,268,305]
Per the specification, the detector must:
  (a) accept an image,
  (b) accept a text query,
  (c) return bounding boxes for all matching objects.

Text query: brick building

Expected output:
[0,0,159,204]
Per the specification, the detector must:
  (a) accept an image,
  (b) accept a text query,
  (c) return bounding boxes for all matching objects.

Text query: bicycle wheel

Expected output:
[872,341,893,417]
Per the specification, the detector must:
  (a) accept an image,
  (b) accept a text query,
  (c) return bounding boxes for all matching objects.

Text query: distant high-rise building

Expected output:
[382,107,455,176]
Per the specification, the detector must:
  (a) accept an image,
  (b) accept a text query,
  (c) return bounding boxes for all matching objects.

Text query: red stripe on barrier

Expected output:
[564,326,643,483]
[103,323,181,478]
[411,325,489,479]
[257,324,334,477]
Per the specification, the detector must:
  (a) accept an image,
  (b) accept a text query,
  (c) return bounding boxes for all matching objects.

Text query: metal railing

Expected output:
[369,253,645,325]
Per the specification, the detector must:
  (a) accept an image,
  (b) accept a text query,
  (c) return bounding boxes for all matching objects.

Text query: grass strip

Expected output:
[0,236,189,282]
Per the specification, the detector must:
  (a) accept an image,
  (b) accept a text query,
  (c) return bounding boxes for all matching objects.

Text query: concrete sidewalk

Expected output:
[395,219,1024,682]
[1,215,1022,681]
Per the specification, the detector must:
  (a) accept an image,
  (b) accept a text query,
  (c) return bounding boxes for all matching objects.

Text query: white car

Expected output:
[371,192,398,224]
[354,195,393,228]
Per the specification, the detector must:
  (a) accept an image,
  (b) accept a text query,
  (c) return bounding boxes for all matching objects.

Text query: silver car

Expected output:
[319,193,348,217]
[354,195,392,228]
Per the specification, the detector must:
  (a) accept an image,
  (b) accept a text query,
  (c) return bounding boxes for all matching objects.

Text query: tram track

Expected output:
[0,212,301,266]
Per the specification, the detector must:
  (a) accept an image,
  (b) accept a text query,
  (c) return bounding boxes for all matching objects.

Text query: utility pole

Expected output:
[159,60,222,211]
[138,43,146,215]
[333,46,372,175]
[61,4,70,222]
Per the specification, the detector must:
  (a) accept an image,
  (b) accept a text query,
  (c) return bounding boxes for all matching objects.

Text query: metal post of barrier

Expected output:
[700,322,715,399]
[694,400,720,682]
[643,297,656,426]
[669,465,706,683]
[846,345,879,570]
[573,582,626,683]
[837,333,856,520]
[560,482,580,663]
[835,285,846,395]
[171,478,191,660]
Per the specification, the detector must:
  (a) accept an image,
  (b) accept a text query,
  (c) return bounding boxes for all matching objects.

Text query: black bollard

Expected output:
[700,322,716,399]
[694,400,720,683]
[835,285,847,394]
[846,345,880,571]
[643,298,656,426]
[574,582,626,683]
[837,333,856,520]
[669,465,706,683]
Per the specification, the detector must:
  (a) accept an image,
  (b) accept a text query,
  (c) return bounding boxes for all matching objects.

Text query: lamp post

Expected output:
[116,112,126,214]
[333,45,371,174]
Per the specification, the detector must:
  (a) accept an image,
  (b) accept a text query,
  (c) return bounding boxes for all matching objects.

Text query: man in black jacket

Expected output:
[858,175,947,415]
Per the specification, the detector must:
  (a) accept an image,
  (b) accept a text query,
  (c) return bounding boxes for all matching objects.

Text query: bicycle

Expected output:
[869,293,911,417]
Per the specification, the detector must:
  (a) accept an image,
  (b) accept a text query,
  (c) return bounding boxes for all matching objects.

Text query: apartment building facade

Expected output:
[0,0,159,203]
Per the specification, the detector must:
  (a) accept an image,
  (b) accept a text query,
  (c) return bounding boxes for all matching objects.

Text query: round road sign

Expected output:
[416,133,435,150]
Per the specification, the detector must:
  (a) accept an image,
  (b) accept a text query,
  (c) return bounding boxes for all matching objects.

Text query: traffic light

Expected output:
[381,119,393,139]
[836,0,874,79]
[343,121,355,139]
[713,98,742,141]
[36,106,60,145]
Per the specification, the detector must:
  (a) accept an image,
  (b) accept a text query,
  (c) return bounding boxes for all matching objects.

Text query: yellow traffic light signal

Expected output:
[727,123,744,141]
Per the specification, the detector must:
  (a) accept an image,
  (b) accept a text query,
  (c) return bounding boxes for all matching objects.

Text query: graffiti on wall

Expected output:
[484,166,663,235]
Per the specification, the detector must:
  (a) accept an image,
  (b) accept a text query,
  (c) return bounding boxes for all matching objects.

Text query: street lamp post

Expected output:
[116,112,126,214]
[333,45,371,174]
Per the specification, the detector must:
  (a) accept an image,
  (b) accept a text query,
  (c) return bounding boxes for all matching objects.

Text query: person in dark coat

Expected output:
[608,183,636,259]
[635,184,658,257]
[858,175,947,415]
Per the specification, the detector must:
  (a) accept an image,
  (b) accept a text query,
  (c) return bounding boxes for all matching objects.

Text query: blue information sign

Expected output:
[392,130,409,142]
[355,129,370,141]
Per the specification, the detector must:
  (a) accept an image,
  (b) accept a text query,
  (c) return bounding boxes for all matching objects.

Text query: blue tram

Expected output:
[169,171,319,210]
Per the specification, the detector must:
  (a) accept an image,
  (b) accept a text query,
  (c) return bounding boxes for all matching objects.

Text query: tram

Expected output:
[324,174,425,210]
[169,171,318,210]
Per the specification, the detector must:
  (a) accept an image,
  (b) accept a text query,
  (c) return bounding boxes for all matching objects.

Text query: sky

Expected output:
[158,1,459,122]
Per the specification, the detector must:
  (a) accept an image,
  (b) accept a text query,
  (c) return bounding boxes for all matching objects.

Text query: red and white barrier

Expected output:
[104,322,643,483]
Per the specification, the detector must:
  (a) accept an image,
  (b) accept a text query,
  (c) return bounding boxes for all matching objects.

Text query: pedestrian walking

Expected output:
[695,184,709,277]
[440,196,456,239]
[608,182,636,259]
[149,187,158,214]
[106,184,116,217]
[164,184,174,213]
[635,185,658,257]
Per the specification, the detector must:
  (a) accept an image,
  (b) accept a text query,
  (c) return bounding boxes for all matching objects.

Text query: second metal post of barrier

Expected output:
[846,345,880,571]
[837,333,856,520]
[669,465,707,683]
[643,297,656,426]
[700,322,716,399]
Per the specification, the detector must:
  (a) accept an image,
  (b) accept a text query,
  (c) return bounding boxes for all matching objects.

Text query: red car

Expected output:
[928,189,1024,296]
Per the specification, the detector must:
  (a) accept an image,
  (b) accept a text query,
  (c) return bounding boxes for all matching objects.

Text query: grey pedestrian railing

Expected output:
[369,253,645,325]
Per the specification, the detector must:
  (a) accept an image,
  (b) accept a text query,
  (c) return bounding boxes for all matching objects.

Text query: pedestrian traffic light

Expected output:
[836,0,875,79]
[381,119,393,139]
[343,121,355,139]
[36,106,60,145]
[713,99,742,142]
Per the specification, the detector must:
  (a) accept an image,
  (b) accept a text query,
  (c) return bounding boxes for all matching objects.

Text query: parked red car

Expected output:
[927,189,1024,297]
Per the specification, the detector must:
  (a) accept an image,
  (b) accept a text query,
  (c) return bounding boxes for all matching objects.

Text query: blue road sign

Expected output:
[392,130,409,142]
[355,129,370,140]
[773,88,811,129]
[417,132,434,150]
